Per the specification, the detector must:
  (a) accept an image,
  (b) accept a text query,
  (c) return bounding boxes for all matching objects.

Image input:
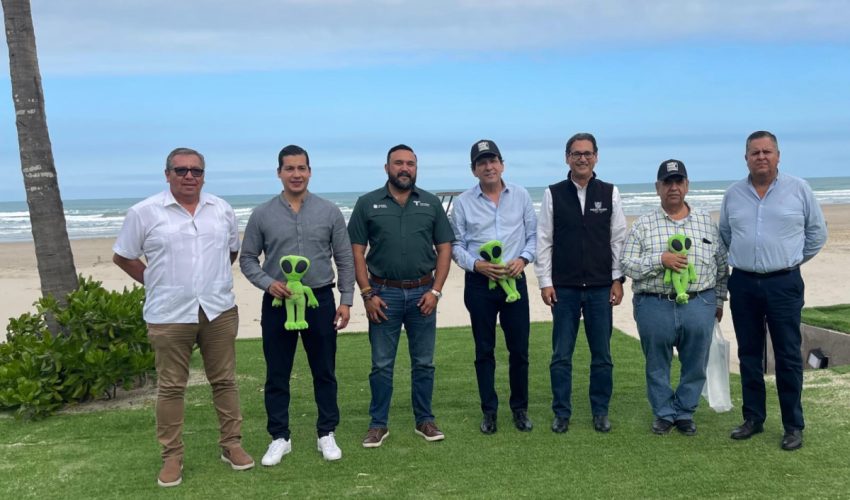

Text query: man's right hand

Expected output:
[365,294,389,323]
[268,281,292,299]
[474,260,508,281]
[541,286,557,307]
[661,251,689,272]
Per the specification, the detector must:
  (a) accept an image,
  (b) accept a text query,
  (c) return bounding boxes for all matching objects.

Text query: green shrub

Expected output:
[0,276,154,419]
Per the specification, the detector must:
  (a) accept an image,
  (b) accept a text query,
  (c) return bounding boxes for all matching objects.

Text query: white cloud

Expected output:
[12,0,849,75]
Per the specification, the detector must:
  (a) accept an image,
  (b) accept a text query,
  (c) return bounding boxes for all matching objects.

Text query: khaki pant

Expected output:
[147,306,242,460]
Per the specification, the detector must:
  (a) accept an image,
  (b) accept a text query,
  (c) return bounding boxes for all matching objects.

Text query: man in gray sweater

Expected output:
[240,145,355,465]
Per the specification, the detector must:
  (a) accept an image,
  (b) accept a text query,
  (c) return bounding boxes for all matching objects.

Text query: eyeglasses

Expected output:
[568,151,595,160]
[170,167,205,177]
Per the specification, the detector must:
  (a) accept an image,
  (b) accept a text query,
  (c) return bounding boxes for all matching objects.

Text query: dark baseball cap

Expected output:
[470,139,501,165]
[657,159,688,181]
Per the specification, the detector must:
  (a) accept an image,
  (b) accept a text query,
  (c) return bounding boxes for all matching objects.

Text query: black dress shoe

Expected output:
[480,413,497,435]
[592,415,611,433]
[674,419,697,436]
[551,416,569,433]
[513,410,533,432]
[730,420,764,440]
[781,429,803,451]
[651,418,674,435]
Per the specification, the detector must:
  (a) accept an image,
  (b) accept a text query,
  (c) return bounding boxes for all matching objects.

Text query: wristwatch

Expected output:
[430,289,443,300]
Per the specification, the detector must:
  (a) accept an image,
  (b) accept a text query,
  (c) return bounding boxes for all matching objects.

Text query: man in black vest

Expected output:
[534,133,627,434]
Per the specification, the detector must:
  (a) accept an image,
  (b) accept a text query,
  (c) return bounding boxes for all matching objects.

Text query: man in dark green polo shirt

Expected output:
[348,144,454,448]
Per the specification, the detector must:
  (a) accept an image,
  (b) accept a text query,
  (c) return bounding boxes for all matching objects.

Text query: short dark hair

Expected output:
[386,144,416,164]
[166,147,205,170]
[565,133,598,154]
[746,131,779,151]
[277,145,310,171]
[471,154,502,171]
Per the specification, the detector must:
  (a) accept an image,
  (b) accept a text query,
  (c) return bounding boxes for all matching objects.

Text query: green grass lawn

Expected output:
[802,304,850,334]
[2,323,849,499]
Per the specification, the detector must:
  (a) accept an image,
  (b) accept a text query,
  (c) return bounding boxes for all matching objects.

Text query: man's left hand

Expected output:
[334,305,351,331]
[610,280,624,306]
[504,258,526,278]
[417,290,438,316]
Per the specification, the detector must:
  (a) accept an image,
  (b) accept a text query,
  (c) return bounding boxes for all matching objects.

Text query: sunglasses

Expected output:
[170,167,205,178]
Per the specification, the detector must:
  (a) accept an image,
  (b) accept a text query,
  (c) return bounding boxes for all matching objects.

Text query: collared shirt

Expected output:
[719,172,827,273]
[239,192,355,305]
[621,205,729,306]
[348,183,455,280]
[113,189,239,323]
[534,179,627,288]
[450,181,537,272]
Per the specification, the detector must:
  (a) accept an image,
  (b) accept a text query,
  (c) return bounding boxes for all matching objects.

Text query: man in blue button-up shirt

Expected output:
[451,139,537,434]
[719,130,827,451]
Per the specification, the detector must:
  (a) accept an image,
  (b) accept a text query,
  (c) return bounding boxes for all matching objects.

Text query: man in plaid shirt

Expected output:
[620,159,728,436]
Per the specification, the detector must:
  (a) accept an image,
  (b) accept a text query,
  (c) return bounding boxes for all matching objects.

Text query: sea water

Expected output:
[1,177,848,243]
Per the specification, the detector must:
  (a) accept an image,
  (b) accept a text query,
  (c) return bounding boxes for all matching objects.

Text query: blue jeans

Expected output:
[729,269,805,431]
[368,282,437,428]
[550,285,613,419]
[633,290,715,422]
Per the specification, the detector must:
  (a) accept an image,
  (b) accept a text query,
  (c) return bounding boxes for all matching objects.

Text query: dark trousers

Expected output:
[464,272,530,416]
[260,286,339,439]
[729,269,805,431]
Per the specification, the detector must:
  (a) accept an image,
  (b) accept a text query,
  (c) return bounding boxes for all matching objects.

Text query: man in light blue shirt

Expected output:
[451,139,537,434]
[719,130,827,451]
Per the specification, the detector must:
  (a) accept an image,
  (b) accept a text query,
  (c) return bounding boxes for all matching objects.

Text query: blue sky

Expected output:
[1,0,849,201]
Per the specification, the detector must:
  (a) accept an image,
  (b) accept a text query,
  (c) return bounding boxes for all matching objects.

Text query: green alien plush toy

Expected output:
[478,240,521,303]
[272,255,319,330]
[663,234,697,304]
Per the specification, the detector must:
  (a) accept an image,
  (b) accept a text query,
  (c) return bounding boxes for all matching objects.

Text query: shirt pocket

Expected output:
[146,285,185,314]
[690,238,714,277]
[200,220,229,250]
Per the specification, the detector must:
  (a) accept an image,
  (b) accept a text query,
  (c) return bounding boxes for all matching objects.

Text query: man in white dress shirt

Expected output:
[113,148,254,488]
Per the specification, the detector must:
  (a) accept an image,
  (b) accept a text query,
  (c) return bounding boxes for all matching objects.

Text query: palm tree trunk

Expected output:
[3,0,78,306]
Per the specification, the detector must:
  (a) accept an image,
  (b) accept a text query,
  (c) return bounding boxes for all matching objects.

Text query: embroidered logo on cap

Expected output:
[477,141,490,152]
[666,161,679,172]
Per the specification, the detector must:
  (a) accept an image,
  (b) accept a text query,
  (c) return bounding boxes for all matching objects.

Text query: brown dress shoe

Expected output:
[157,457,183,488]
[362,427,390,448]
[414,421,445,441]
[220,445,255,470]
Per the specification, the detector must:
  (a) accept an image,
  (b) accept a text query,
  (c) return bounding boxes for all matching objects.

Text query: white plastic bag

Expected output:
[702,320,733,412]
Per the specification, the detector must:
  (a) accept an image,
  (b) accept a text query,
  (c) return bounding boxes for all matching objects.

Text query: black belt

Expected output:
[638,292,699,301]
[370,274,433,289]
[734,267,798,279]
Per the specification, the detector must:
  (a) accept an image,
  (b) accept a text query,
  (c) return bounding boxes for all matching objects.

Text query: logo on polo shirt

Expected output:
[412,200,430,207]
[373,203,388,209]
[589,201,608,214]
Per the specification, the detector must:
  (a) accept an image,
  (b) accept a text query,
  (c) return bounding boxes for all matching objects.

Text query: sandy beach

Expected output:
[2,204,849,373]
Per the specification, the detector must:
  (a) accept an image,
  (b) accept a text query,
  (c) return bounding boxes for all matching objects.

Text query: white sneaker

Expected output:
[317,432,342,461]
[261,438,291,466]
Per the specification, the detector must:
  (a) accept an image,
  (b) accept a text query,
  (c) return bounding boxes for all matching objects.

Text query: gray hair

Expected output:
[165,147,205,170]
[745,131,779,152]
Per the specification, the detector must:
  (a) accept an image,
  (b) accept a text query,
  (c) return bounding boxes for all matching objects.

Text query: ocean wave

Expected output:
[2,182,849,242]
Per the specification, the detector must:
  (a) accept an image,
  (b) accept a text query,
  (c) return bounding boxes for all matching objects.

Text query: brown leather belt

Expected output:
[370,274,433,289]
